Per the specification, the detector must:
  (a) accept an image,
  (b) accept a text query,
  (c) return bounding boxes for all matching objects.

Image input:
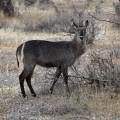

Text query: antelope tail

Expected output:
[16,49,19,68]
[16,43,25,68]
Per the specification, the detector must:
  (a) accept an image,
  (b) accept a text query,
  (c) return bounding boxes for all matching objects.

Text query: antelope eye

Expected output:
[83,30,86,33]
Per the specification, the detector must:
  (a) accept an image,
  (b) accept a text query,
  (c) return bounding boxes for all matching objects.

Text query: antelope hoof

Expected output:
[49,88,53,94]
[23,94,26,98]
[32,93,37,97]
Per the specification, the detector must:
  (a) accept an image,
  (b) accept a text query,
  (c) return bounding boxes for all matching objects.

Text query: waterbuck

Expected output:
[16,20,89,98]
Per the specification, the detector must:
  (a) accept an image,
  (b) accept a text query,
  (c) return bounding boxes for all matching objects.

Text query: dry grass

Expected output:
[0,39,120,119]
[0,0,97,33]
[0,0,120,120]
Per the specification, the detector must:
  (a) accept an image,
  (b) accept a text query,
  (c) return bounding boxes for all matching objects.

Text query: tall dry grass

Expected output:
[0,0,92,33]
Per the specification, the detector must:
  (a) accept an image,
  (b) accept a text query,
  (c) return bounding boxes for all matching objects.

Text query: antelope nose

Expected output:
[80,36,84,40]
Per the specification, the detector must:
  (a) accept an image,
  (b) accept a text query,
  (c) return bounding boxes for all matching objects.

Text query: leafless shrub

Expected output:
[0,0,98,35]
[69,2,101,44]
[23,3,86,32]
[24,0,52,7]
[113,2,120,27]
[86,18,96,44]
[113,2,120,16]
[0,0,14,17]
[86,3,101,44]
[38,0,52,4]
[24,0,37,6]
[68,5,85,33]
[58,44,120,95]
[83,48,120,95]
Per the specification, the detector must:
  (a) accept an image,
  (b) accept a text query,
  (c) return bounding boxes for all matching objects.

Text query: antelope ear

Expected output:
[85,20,89,27]
[71,19,78,29]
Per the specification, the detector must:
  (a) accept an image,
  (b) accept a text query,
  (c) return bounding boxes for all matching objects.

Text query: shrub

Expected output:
[84,47,120,94]
[0,0,14,17]
[113,2,120,27]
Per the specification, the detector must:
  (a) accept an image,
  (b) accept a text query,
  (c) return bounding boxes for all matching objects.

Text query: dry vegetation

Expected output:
[0,0,120,120]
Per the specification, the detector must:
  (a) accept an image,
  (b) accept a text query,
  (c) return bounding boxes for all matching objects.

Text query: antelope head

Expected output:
[71,20,89,42]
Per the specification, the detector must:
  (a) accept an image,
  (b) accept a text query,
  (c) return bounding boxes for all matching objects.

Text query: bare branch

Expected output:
[87,11,120,25]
